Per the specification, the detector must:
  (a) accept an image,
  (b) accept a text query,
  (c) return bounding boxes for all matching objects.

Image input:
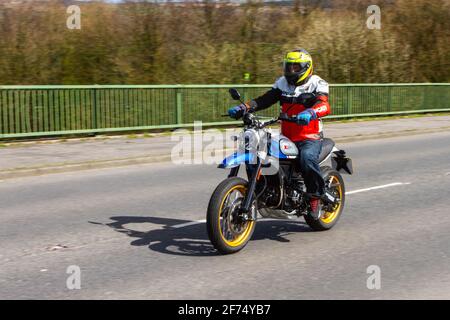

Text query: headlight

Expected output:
[245,129,259,151]
[240,129,260,151]
[236,129,267,153]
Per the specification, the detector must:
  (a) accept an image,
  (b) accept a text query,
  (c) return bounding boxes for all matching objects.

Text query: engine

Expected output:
[258,174,305,213]
[283,180,306,212]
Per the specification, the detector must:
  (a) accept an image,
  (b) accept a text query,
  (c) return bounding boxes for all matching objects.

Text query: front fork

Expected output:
[228,159,262,221]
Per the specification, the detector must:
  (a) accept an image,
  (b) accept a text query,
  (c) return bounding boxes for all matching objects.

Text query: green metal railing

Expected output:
[0,83,449,139]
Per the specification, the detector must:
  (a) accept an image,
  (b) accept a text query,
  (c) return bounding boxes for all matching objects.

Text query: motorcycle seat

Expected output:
[319,138,335,163]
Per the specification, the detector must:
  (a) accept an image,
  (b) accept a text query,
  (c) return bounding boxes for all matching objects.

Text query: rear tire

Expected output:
[305,166,345,231]
[206,177,256,254]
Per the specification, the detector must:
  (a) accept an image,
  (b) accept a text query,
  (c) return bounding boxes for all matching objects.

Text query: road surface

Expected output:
[1,131,450,299]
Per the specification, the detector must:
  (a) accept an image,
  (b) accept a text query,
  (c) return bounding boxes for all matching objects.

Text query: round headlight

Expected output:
[243,129,260,151]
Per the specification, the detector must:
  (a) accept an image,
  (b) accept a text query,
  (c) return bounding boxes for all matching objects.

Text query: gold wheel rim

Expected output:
[218,185,255,247]
[321,176,342,224]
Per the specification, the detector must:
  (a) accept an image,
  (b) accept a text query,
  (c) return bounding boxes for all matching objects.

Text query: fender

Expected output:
[218,152,256,169]
[331,150,353,174]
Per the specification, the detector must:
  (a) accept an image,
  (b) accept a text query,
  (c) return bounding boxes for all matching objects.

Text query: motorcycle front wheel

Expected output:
[206,177,256,254]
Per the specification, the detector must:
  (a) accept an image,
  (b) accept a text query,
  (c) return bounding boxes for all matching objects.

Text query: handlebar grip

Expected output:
[278,114,298,123]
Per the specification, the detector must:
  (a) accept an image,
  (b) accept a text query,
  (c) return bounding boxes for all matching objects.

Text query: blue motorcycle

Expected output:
[206,88,353,254]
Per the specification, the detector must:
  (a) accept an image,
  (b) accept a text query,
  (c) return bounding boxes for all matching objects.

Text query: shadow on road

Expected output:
[90,216,312,257]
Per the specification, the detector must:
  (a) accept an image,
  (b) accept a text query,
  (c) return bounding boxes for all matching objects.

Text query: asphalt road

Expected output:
[1,131,450,299]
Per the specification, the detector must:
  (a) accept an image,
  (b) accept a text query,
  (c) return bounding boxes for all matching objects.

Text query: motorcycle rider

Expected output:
[227,48,330,220]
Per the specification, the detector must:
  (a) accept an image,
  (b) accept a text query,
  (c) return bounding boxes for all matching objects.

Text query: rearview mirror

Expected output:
[229,88,241,101]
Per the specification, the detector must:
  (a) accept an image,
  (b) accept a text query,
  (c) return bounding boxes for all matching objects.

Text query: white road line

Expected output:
[170,182,411,229]
[171,219,206,229]
[346,182,410,195]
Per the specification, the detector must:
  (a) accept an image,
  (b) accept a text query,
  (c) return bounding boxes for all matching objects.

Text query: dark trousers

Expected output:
[295,139,325,196]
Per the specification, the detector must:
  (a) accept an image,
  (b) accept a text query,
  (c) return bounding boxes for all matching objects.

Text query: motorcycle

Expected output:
[206,88,353,254]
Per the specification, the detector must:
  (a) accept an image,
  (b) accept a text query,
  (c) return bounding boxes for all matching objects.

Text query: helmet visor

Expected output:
[284,62,309,75]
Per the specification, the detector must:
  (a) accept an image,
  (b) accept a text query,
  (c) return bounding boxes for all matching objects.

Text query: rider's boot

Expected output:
[309,197,322,220]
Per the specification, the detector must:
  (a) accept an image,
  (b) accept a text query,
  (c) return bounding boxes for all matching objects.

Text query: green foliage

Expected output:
[0,0,448,85]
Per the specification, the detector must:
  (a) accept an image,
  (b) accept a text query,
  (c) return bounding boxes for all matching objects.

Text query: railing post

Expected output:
[422,86,427,110]
[388,85,392,112]
[346,86,353,115]
[176,87,183,125]
[92,87,98,130]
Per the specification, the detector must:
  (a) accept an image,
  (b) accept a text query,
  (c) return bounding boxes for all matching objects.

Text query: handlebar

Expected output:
[251,113,297,128]
[230,112,298,128]
[226,88,298,127]
[277,113,298,123]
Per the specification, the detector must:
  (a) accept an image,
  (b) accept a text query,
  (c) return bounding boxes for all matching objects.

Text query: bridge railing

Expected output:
[0,83,449,138]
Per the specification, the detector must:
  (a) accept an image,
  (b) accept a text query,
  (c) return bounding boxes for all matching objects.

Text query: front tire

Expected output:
[305,166,346,231]
[207,177,256,254]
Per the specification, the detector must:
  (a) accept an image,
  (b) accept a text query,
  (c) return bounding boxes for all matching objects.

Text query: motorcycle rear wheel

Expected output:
[305,166,345,231]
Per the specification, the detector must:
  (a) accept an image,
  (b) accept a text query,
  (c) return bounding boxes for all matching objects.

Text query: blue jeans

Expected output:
[295,140,325,196]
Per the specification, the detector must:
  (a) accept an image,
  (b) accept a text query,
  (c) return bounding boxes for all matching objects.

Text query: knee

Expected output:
[299,152,316,170]
[301,149,315,162]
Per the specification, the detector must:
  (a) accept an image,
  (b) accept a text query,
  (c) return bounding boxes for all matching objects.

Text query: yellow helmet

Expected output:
[283,48,313,85]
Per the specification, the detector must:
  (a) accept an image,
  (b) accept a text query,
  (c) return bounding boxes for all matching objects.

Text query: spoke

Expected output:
[230,190,241,203]
[221,217,228,239]
[220,188,245,242]
[224,193,233,207]
[221,207,234,241]
[227,216,234,240]
[327,176,336,188]
[329,183,340,188]
[220,195,230,239]
[226,219,234,241]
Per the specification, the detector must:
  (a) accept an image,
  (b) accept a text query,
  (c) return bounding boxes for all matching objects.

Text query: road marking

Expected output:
[171,182,411,229]
[346,182,410,195]
[171,219,206,229]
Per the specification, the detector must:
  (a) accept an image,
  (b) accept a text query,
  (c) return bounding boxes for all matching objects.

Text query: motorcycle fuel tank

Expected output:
[269,134,298,159]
